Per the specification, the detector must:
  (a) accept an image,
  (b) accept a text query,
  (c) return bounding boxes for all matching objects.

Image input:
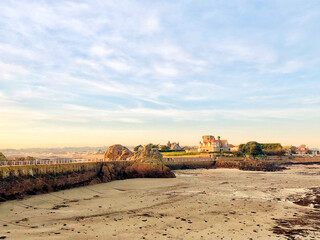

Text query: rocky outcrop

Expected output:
[131,144,163,163]
[125,162,175,178]
[104,144,133,161]
[0,144,176,202]
[0,152,7,161]
[126,144,175,178]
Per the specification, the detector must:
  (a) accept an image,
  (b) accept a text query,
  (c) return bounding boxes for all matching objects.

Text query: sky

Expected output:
[0,0,320,148]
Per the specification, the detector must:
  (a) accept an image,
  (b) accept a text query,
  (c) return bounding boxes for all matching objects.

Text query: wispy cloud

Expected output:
[0,62,29,80]
[0,0,319,147]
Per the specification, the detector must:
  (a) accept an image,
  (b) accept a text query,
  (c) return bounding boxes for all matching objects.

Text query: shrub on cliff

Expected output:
[12,156,35,161]
[0,152,7,161]
[263,149,286,156]
[239,141,263,156]
[261,143,283,150]
[146,143,159,149]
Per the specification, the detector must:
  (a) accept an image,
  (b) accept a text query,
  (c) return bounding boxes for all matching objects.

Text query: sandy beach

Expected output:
[1,164,320,239]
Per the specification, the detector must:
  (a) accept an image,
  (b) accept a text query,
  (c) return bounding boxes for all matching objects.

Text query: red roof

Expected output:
[297,147,309,153]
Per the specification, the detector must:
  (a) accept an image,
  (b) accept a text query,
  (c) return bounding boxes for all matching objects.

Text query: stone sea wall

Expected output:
[0,161,175,201]
[165,160,216,170]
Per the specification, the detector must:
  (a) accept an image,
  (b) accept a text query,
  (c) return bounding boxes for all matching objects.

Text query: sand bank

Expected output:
[1,164,320,239]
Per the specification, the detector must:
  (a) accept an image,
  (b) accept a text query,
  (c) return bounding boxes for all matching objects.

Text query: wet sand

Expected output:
[1,165,320,239]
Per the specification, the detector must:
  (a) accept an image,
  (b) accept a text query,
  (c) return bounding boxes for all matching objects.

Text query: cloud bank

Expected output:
[0,0,319,147]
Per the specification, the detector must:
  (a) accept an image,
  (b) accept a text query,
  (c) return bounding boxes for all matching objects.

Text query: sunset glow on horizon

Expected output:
[0,1,319,149]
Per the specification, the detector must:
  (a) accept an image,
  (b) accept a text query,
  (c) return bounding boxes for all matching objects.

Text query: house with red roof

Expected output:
[296,144,309,155]
[198,135,230,152]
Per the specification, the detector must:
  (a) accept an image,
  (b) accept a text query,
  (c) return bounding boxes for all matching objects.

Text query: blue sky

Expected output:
[0,0,320,148]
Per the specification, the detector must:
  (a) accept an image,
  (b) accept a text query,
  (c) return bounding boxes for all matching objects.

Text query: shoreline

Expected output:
[1,165,320,239]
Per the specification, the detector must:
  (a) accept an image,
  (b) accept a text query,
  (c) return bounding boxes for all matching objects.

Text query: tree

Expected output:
[307,150,313,154]
[260,143,283,150]
[238,144,245,153]
[183,146,197,152]
[26,156,35,161]
[146,143,159,149]
[160,145,170,151]
[263,149,286,156]
[239,141,263,156]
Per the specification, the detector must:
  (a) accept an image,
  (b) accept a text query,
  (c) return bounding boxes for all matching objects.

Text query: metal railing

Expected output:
[163,157,215,162]
[0,157,216,167]
[0,158,104,167]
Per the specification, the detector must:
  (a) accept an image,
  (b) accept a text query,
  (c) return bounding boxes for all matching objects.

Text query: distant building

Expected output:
[184,146,198,152]
[198,135,230,152]
[309,148,320,155]
[297,145,309,155]
[167,141,182,151]
[230,145,239,152]
[283,146,297,155]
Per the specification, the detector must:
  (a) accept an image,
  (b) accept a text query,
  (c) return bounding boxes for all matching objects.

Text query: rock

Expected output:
[125,162,175,178]
[0,152,7,161]
[124,144,175,178]
[104,145,133,161]
[130,144,163,163]
[133,145,143,152]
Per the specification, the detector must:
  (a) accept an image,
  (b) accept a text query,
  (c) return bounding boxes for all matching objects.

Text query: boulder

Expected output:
[128,144,175,178]
[131,144,163,163]
[0,152,7,161]
[104,144,133,161]
[125,162,176,178]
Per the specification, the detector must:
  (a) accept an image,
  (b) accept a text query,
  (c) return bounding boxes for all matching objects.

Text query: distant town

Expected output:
[196,135,319,157]
[1,135,319,161]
